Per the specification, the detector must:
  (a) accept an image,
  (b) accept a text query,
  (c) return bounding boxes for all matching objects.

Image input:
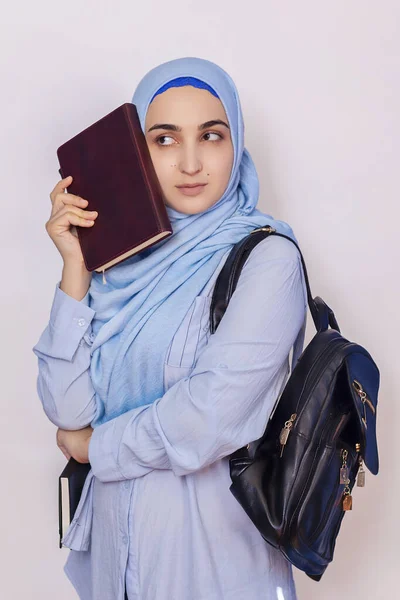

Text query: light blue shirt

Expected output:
[33,236,307,600]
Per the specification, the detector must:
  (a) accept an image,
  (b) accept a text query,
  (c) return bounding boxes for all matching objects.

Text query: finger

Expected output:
[56,432,71,460]
[50,190,89,218]
[51,205,98,223]
[50,193,90,220]
[48,207,98,230]
[60,446,71,460]
[54,192,89,209]
[50,175,73,204]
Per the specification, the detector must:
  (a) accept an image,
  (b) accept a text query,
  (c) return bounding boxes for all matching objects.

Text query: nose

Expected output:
[179,142,202,175]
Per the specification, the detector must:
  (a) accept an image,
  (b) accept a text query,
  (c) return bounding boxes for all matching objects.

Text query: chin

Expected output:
[165,193,219,215]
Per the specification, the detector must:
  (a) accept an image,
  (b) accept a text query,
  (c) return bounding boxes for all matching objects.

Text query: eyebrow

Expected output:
[147,119,230,133]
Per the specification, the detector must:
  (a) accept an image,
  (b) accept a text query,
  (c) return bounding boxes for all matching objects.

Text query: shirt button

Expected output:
[77,318,86,327]
[122,535,128,544]
[124,481,130,489]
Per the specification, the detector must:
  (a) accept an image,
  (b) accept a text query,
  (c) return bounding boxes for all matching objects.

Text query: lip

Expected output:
[176,183,207,188]
[176,183,208,197]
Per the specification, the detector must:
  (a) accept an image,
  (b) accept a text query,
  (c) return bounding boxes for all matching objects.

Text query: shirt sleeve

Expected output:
[88,236,308,480]
[32,282,97,430]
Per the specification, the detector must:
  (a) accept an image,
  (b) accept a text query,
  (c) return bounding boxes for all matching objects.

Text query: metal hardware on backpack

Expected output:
[209,226,380,581]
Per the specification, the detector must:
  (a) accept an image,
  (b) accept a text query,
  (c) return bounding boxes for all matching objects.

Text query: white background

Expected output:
[1,1,398,598]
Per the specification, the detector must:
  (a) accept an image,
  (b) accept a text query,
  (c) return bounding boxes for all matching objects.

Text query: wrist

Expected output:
[61,262,92,301]
[62,258,90,273]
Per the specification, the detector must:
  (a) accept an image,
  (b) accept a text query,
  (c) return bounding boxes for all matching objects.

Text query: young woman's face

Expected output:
[145,86,234,215]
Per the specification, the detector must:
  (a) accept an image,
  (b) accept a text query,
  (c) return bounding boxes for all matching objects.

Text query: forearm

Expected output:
[60,260,92,301]
[32,281,97,430]
[88,353,295,481]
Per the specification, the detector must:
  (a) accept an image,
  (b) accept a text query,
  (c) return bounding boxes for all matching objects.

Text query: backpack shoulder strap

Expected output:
[209,226,340,334]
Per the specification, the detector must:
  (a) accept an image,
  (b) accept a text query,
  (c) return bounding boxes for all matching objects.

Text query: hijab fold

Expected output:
[88,57,296,427]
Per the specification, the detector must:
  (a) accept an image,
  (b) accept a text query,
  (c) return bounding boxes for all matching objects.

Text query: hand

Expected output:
[46,175,99,265]
[56,425,93,463]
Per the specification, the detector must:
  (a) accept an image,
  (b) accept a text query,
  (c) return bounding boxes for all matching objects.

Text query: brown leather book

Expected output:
[57,103,172,280]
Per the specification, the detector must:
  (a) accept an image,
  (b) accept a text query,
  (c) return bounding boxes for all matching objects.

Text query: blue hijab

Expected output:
[88,56,296,427]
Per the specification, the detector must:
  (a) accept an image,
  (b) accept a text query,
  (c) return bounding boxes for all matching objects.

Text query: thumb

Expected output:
[61,175,73,190]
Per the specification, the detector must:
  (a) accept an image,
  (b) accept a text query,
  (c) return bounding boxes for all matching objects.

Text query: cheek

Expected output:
[147,148,174,185]
[208,147,234,183]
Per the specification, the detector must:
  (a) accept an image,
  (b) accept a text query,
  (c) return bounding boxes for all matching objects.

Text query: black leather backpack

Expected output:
[209,226,380,581]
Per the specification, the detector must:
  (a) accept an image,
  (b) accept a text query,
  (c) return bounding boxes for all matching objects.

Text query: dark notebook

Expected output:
[59,458,91,548]
[57,102,172,277]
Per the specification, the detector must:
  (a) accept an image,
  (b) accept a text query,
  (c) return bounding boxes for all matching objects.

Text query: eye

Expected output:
[156,135,175,146]
[203,132,223,142]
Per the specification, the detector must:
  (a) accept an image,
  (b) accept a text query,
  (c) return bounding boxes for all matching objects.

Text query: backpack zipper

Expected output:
[277,339,347,453]
[352,379,375,429]
[279,414,297,457]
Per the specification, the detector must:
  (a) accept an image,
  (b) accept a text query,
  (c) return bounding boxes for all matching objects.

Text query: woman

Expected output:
[33,57,307,600]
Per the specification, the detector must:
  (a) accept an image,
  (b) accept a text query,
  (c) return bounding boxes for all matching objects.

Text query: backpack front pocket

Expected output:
[296,442,358,563]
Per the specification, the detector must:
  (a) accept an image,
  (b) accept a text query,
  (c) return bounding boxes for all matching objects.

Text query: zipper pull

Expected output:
[279,414,297,457]
[341,449,353,510]
[352,380,375,429]
[354,442,366,487]
[340,449,349,484]
[343,492,353,511]
[357,457,366,487]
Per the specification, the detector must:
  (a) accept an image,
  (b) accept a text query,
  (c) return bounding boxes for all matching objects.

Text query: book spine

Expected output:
[124,105,172,234]
[58,477,63,548]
